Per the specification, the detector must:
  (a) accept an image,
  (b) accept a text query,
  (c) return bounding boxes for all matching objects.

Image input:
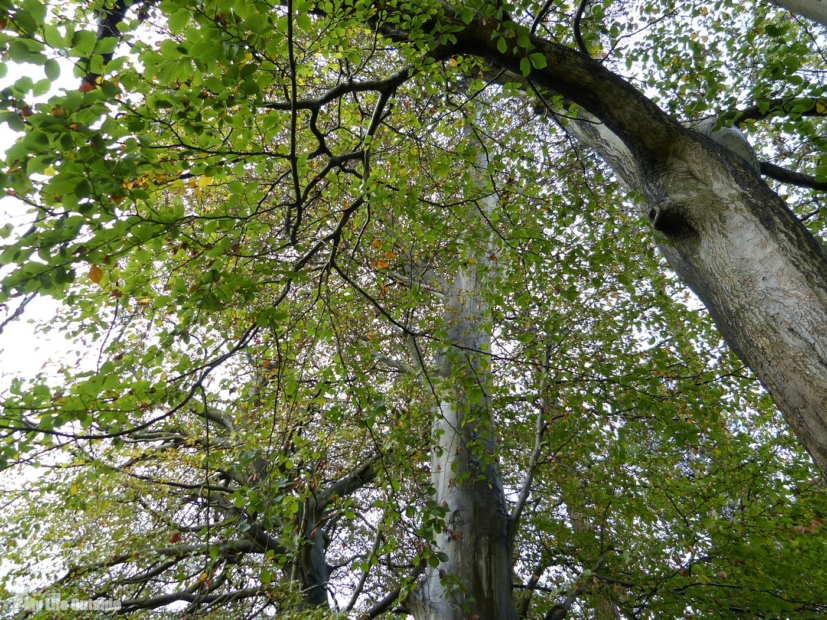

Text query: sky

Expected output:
[0,56,79,391]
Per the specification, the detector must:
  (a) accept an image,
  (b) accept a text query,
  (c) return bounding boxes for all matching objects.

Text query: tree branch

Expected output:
[732,97,827,126]
[315,456,378,510]
[509,405,548,539]
[573,0,590,55]
[760,161,827,192]
[362,561,426,619]
[545,553,606,620]
[120,586,264,612]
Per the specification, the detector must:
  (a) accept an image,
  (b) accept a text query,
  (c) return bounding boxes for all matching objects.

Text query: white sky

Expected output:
[0,59,77,390]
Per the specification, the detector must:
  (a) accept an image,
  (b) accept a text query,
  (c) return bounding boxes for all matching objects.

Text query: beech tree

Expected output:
[2,1,827,619]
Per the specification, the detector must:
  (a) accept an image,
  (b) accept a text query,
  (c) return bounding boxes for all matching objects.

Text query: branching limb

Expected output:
[517,556,550,618]
[345,525,384,611]
[363,561,426,619]
[545,553,607,620]
[260,66,415,112]
[192,404,236,432]
[531,0,555,35]
[372,351,416,374]
[315,456,379,510]
[120,586,264,612]
[53,539,264,586]
[732,97,827,126]
[509,404,548,539]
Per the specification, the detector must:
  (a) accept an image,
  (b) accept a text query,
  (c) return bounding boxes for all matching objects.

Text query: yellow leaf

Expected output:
[137,297,152,304]
[817,102,827,114]
[43,166,56,177]
[197,176,213,188]
[88,265,103,284]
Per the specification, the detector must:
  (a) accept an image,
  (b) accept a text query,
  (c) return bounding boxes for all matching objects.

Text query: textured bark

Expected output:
[405,136,517,620]
[568,113,827,477]
[444,16,827,479]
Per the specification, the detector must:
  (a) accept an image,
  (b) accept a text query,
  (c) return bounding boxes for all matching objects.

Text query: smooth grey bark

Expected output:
[770,0,827,26]
[565,108,827,477]
[405,133,517,620]
[448,16,827,479]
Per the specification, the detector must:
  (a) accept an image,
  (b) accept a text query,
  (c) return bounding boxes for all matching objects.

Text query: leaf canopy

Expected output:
[1,0,827,618]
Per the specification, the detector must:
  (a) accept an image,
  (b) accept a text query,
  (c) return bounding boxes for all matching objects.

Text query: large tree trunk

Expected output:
[566,110,827,477]
[769,0,827,27]
[448,17,827,479]
[405,133,518,620]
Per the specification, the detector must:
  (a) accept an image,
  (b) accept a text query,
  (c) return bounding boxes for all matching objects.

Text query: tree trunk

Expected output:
[405,132,518,620]
[769,0,827,27]
[567,113,827,477]
[449,18,827,479]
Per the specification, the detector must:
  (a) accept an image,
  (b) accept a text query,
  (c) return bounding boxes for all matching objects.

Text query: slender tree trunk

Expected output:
[406,127,517,620]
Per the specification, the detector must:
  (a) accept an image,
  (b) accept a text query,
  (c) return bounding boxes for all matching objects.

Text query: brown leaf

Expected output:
[88,265,103,284]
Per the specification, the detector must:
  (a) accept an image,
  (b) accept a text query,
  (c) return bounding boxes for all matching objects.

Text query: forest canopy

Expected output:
[1,0,827,618]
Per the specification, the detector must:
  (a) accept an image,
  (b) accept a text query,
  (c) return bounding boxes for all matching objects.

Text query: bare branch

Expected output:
[345,525,384,611]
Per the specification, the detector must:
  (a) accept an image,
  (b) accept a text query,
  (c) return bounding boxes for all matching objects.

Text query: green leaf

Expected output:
[296,13,312,30]
[168,9,191,34]
[44,59,60,81]
[72,30,98,55]
[529,53,547,69]
[520,57,531,76]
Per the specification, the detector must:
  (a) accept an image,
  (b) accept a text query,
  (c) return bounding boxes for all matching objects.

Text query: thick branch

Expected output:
[732,97,827,126]
[573,0,589,55]
[450,10,683,166]
[261,66,414,111]
[545,554,606,620]
[760,161,827,191]
[120,586,263,612]
[314,457,378,510]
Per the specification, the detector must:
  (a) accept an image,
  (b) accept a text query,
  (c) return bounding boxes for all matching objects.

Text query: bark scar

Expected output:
[647,197,696,239]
